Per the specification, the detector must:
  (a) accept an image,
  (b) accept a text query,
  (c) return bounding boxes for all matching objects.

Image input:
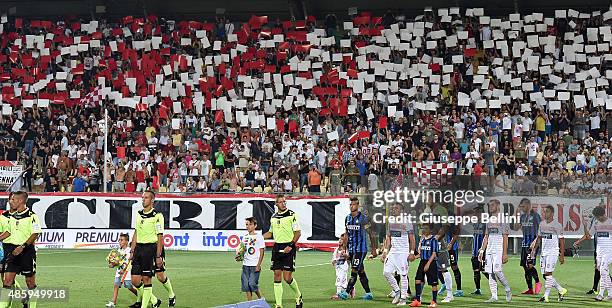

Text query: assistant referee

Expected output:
[263,195,303,308]
[0,191,41,308]
[129,190,162,308]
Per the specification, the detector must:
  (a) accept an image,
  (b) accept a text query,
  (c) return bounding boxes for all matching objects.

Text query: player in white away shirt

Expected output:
[575,205,612,301]
[530,205,568,302]
[478,199,512,303]
[381,203,416,306]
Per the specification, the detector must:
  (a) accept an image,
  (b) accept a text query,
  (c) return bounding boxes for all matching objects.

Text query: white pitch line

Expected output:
[38,262,331,271]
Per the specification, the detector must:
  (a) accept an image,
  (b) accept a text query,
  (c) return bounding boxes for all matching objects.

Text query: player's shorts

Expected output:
[448,249,459,267]
[131,243,157,277]
[436,250,450,272]
[2,244,36,277]
[348,252,367,272]
[384,253,409,275]
[415,259,438,286]
[520,247,536,267]
[270,243,296,272]
[471,256,484,271]
[539,254,558,273]
[484,253,503,274]
[335,263,348,288]
[154,247,166,273]
[114,276,134,289]
[241,265,261,292]
[596,253,612,272]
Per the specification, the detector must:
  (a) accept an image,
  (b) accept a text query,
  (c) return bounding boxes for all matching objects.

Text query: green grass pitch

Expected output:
[32,249,609,307]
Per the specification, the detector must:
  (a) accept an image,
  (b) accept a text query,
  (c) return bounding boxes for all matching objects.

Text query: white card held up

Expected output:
[365,107,374,119]
[37,99,49,108]
[171,118,181,130]
[557,92,570,100]
[12,120,23,132]
[266,118,276,130]
[458,92,470,106]
[549,101,561,110]
[327,131,339,141]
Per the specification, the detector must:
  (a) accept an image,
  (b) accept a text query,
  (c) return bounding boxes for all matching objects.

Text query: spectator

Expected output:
[73,173,88,192]
[307,165,322,193]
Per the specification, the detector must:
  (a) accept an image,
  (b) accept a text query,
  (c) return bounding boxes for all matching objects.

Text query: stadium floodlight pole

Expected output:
[103,107,109,192]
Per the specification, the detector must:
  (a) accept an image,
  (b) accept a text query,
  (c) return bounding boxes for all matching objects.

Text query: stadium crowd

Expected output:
[0,6,611,195]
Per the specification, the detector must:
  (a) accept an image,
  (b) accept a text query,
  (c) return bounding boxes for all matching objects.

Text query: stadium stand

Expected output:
[0,7,611,195]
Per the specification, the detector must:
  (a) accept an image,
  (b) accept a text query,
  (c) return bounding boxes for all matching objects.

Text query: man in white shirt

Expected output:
[478,199,512,303]
[452,121,465,141]
[381,203,416,305]
[527,137,539,165]
[575,206,612,301]
[530,206,567,302]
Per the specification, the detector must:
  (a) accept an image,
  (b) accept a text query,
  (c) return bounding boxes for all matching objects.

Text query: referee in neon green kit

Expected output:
[129,190,162,308]
[263,194,303,308]
[0,191,41,308]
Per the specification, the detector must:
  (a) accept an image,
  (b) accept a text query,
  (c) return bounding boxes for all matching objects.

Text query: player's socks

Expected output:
[443,271,453,297]
[287,279,302,300]
[136,283,143,302]
[0,286,11,308]
[544,276,553,297]
[346,272,358,294]
[161,277,176,298]
[414,282,423,300]
[384,272,400,295]
[488,275,498,299]
[601,267,612,295]
[432,289,437,302]
[453,268,462,291]
[474,271,481,290]
[26,286,38,308]
[530,267,540,284]
[593,269,601,291]
[495,272,511,292]
[141,284,153,308]
[550,276,562,292]
[358,271,371,293]
[274,282,283,306]
[523,267,533,290]
[400,275,409,299]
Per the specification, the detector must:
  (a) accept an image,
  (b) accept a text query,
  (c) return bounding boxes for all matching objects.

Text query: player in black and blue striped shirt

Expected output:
[470,205,488,295]
[512,198,542,295]
[445,222,463,297]
[338,197,378,301]
[411,224,439,308]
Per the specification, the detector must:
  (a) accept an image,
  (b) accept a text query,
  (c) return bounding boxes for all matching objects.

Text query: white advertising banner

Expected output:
[1,193,351,251]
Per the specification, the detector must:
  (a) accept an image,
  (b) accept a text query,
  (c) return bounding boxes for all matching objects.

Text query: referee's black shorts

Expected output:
[520,247,535,267]
[131,243,157,277]
[2,244,36,277]
[270,243,296,272]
